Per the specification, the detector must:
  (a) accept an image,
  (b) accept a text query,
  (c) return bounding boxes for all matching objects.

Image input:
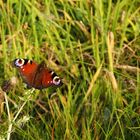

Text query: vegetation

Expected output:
[0,0,140,139]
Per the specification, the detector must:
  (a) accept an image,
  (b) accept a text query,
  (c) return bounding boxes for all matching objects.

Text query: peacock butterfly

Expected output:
[13,58,62,89]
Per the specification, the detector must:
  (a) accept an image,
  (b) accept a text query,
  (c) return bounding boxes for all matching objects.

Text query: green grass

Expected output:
[0,0,140,139]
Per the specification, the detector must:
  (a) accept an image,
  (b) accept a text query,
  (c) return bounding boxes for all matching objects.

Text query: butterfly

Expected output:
[13,58,62,89]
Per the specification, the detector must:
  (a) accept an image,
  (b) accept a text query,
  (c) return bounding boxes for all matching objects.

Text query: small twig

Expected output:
[115,65,140,72]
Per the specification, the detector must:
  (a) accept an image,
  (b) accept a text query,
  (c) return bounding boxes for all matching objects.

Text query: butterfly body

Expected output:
[13,59,62,89]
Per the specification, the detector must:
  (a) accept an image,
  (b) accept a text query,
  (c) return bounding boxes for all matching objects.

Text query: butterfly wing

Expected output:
[33,61,62,89]
[13,59,38,87]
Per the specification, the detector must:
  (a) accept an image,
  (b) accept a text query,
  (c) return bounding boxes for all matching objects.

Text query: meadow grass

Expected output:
[0,0,140,140]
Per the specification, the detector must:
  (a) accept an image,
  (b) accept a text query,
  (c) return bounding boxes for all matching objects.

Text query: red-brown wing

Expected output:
[19,61,38,87]
[31,61,53,89]
[32,69,53,89]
